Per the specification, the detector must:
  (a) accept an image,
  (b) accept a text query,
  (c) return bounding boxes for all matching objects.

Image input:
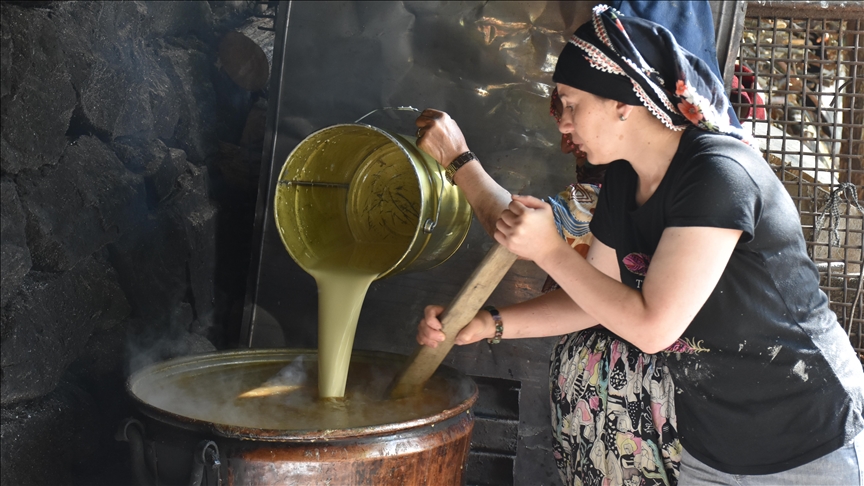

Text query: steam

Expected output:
[264,356,308,386]
[125,303,216,376]
[129,354,459,432]
[236,356,309,397]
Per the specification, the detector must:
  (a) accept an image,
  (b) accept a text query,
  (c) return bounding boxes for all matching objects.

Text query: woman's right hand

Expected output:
[416,305,494,348]
[415,109,470,168]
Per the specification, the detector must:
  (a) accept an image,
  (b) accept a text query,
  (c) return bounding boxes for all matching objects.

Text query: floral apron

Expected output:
[546,184,680,486]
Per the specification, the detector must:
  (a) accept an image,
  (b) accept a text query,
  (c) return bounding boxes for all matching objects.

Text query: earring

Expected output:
[619,115,627,121]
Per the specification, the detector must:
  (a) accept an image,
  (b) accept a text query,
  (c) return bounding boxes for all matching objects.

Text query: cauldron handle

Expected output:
[188,440,222,486]
[116,418,159,486]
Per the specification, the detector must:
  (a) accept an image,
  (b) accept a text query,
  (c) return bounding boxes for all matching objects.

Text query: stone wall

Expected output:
[0,1,265,484]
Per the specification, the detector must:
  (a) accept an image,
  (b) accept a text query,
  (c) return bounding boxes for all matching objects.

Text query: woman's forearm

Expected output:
[414,109,513,238]
[494,288,599,339]
[533,227,742,353]
[451,159,513,238]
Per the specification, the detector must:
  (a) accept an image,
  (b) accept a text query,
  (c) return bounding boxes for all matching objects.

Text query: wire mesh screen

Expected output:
[731,3,863,362]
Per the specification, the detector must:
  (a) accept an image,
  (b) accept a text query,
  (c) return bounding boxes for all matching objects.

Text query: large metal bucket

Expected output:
[274,123,472,279]
[118,349,478,485]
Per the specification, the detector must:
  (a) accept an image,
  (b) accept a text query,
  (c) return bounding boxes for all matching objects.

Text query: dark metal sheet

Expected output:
[242,2,745,483]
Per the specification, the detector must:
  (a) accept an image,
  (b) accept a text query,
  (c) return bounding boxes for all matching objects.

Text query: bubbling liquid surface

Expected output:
[136,357,456,431]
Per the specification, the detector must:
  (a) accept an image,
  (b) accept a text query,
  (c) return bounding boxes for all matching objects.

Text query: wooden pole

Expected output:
[388,243,518,399]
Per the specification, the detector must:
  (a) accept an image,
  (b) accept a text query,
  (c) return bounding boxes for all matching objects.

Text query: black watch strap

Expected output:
[444,151,477,185]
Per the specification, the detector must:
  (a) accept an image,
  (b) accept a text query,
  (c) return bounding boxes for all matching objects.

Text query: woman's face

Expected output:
[550,89,586,159]
[555,83,620,164]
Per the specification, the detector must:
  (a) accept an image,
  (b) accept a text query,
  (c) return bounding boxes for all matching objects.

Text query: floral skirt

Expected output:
[550,328,681,486]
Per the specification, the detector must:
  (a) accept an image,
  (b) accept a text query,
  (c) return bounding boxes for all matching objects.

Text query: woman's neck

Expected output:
[622,121,685,206]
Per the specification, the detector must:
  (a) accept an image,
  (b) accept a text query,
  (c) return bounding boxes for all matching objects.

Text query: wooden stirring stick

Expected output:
[388,243,518,399]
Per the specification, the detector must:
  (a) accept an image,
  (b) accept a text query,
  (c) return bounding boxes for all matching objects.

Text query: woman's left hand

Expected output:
[494,194,566,263]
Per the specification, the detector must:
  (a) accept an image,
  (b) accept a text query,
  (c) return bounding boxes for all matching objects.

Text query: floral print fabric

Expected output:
[550,331,680,486]
[547,183,680,486]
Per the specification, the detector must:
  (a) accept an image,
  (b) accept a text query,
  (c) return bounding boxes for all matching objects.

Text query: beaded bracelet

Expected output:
[484,305,503,344]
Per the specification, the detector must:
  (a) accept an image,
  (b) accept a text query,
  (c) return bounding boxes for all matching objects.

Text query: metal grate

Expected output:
[732,2,863,362]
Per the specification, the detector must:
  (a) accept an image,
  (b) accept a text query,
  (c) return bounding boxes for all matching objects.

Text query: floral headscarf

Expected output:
[553,4,752,145]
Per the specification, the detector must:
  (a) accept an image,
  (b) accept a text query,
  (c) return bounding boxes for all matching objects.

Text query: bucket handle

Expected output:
[355,106,446,234]
[354,105,421,124]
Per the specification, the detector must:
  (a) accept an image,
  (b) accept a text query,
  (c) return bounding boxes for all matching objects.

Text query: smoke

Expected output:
[125,303,217,377]
[261,355,308,387]
[127,352,464,433]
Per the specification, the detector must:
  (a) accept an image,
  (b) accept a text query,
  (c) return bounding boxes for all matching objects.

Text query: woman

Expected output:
[416,26,681,486]
[416,5,864,484]
[547,89,681,486]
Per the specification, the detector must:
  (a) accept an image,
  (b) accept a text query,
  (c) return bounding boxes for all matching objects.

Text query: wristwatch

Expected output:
[444,151,477,185]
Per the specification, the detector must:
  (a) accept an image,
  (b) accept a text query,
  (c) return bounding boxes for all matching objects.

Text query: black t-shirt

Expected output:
[590,128,864,475]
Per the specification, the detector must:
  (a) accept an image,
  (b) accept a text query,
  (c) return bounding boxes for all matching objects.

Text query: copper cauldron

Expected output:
[117,349,477,485]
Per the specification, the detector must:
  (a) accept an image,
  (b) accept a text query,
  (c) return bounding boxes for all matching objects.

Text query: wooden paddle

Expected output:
[388,243,518,399]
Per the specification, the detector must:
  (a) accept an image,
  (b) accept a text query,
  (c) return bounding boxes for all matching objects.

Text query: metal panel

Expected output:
[712,0,749,92]
[242,2,748,482]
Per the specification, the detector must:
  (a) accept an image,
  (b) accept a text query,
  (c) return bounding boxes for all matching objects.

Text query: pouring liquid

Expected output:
[307,246,387,398]
[294,143,422,398]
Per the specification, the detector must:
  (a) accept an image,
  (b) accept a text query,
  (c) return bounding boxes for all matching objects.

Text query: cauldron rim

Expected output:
[126,348,478,442]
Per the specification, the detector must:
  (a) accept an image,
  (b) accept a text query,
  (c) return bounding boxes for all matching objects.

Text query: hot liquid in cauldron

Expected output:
[124,350,477,485]
[133,354,455,431]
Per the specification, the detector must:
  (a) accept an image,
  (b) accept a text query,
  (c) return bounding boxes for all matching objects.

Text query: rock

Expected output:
[111,137,189,206]
[0,378,106,486]
[180,331,218,355]
[68,323,127,391]
[0,245,30,309]
[0,180,31,307]
[107,215,190,325]
[210,1,258,28]
[155,148,191,204]
[156,39,219,163]
[66,324,133,464]
[110,136,170,175]
[76,38,179,141]
[49,2,99,98]
[33,2,182,142]
[107,163,217,332]
[176,165,218,332]
[0,256,131,405]
[0,5,77,174]
[17,136,147,272]
[0,0,254,483]
[145,1,216,42]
